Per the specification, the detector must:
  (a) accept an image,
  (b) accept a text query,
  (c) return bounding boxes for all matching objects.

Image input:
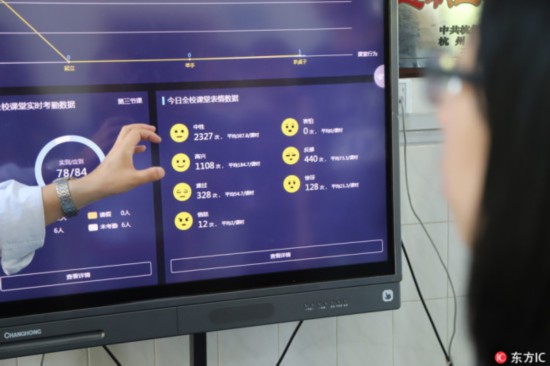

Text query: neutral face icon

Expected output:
[173,182,192,201]
[283,175,301,193]
[170,123,189,143]
[281,118,299,137]
[282,146,300,165]
[174,212,193,230]
[171,153,190,172]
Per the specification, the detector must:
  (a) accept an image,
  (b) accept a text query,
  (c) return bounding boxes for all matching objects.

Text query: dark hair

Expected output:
[469,0,550,361]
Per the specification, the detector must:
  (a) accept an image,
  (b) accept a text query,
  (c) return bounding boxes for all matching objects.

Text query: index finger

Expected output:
[117,126,162,153]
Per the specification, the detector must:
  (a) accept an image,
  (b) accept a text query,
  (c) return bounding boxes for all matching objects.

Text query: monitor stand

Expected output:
[190,333,207,366]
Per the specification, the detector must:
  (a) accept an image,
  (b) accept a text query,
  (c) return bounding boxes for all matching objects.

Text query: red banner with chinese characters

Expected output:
[399,0,482,69]
[399,0,481,10]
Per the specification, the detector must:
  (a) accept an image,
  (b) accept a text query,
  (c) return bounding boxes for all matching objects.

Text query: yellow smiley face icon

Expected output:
[174,212,193,231]
[282,146,300,165]
[281,118,299,137]
[171,153,191,172]
[283,175,301,193]
[170,123,189,143]
[173,182,192,202]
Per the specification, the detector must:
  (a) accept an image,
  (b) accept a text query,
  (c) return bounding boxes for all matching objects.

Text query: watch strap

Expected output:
[54,177,79,218]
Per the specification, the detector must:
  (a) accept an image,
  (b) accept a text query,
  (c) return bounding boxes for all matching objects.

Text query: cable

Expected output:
[399,97,457,365]
[40,353,45,366]
[276,320,303,366]
[402,241,452,365]
[103,345,122,366]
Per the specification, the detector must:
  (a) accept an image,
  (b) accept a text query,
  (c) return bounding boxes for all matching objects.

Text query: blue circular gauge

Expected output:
[34,135,106,186]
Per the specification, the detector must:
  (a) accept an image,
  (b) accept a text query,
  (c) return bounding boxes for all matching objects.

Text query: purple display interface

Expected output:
[0,0,390,303]
[0,92,158,302]
[0,0,384,87]
[157,82,389,283]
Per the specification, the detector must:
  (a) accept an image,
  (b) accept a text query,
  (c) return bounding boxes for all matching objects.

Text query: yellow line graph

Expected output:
[1,53,355,66]
[0,0,70,63]
[0,1,351,66]
[70,54,305,65]
[0,2,301,66]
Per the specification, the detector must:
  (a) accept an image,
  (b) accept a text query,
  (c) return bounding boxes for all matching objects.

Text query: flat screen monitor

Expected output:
[0,0,400,359]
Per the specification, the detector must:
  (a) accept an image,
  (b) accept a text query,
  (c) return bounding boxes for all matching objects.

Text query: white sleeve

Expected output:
[0,180,46,275]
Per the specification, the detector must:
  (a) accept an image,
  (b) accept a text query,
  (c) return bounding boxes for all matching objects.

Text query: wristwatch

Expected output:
[54,177,79,218]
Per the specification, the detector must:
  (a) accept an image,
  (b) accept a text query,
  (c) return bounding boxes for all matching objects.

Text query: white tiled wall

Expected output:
[0,79,475,366]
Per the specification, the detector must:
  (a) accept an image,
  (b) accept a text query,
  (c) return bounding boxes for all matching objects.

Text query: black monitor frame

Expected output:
[0,0,400,359]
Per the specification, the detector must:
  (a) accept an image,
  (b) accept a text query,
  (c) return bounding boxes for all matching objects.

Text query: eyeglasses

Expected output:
[425,53,483,104]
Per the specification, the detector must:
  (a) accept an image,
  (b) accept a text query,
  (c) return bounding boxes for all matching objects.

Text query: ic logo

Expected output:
[495,351,507,364]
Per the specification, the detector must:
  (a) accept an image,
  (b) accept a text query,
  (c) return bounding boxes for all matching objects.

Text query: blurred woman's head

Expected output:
[437,0,550,361]
[437,31,488,245]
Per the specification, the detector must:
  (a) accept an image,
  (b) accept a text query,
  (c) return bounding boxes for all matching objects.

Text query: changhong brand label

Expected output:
[3,328,42,340]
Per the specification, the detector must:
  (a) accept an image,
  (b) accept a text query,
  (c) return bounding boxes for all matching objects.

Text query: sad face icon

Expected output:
[283,175,301,193]
[173,182,192,201]
[281,118,299,137]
